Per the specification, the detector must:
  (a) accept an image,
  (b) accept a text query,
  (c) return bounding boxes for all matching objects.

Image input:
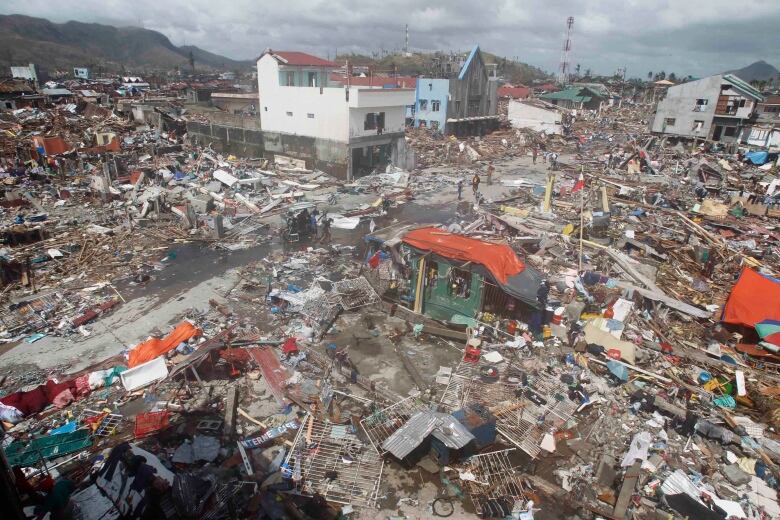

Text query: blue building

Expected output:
[413,45,498,136]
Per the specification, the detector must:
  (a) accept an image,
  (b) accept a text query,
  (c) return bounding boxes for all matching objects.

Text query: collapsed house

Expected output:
[365,226,545,326]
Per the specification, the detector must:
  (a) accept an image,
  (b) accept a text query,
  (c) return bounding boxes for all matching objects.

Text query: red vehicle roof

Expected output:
[268,51,338,68]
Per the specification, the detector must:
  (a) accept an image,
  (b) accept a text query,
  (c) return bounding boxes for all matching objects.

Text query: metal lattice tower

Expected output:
[557,16,574,86]
[404,24,409,55]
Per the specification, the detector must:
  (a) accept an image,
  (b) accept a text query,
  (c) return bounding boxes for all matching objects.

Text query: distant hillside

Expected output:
[727,60,779,82]
[337,50,550,85]
[0,14,252,73]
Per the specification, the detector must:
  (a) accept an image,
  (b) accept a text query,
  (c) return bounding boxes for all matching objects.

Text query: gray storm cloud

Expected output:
[2,0,780,77]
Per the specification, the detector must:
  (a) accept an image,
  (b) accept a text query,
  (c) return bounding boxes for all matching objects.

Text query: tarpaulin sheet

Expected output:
[128,321,201,368]
[745,151,769,165]
[722,268,780,328]
[402,227,524,284]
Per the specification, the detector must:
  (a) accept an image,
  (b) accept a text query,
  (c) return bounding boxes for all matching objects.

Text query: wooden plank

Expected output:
[613,461,641,518]
[224,385,239,437]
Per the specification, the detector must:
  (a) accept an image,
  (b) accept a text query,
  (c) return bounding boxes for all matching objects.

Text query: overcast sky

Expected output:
[3,0,780,78]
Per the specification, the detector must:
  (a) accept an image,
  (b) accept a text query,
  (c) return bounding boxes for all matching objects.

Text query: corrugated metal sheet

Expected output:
[381,410,474,459]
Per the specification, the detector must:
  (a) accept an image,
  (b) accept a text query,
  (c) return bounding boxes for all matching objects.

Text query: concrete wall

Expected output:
[651,75,722,138]
[186,120,349,178]
[414,78,449,131]
[508,101,562,134]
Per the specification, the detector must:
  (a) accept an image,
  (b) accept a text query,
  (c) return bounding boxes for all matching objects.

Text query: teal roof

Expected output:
[539,86,600,103]
[723,74,764,101]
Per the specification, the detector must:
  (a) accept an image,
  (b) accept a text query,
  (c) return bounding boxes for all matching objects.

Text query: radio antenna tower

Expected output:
[404,24,410,56]
[557,16,574,86]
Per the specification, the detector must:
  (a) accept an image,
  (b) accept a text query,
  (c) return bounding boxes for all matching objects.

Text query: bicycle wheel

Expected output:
[432,497,454,517]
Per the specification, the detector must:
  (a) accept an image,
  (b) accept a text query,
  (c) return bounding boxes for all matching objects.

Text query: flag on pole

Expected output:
[572,172,585,193]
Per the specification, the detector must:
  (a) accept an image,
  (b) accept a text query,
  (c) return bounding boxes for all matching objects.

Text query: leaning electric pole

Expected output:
[557,16,574,86]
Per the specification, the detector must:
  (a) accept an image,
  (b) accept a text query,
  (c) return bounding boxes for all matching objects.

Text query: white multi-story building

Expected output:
[256,50,415,179]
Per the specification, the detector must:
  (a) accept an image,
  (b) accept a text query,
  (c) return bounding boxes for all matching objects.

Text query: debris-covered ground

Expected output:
[0,98,779,520]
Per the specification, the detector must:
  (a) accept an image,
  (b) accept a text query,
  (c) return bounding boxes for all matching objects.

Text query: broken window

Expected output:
[307,113,314,119]
[448,268,472,299]
[419,120,427,127]
[724,126,736,137]
[664,118,676,127]
[431,120,440,131]
[364,112,385,131]
[694,99,708,112]
[692,120,704,132]
[752,129,769,141]
[285,71,295,86]
[425,262,439,290]
[454,100,461,113]
[432,100,440,112]
[307,72,317,87]
[286,111,293,117]
[419,99,428,110]
[739,99,747,108]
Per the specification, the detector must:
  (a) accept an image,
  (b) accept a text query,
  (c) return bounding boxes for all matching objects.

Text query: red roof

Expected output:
[329,73,417,88]
[536,83,559,92]
[497,85,531,99]
[268,51,337,68]
[402,227,525,284]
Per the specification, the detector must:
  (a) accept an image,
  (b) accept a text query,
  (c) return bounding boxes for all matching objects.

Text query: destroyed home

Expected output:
[414,45,499,135]
[508,98,568,135]
[538,84,607,110]
[365,226,544,325]
[650,73,763,143]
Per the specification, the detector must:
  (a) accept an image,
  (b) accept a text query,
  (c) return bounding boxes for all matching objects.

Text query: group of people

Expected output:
[285,207,333,243]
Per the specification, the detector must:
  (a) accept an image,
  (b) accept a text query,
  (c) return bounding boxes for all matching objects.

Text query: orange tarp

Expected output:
[128,321,201,368]
[402,227,524,284]
[722,268,780,328]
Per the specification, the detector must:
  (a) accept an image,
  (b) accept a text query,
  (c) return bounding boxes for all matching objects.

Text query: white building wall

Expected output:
[508,101,563,135]
[651,75,723,138]
[257,55,414,144]
[348,106,407,139]
[257,55,349,142]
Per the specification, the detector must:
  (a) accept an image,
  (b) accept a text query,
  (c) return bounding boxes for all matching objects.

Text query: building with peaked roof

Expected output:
[650,73,762,144]
[256,49,415,179]
[413,45,499,135]
[539,85,606,111]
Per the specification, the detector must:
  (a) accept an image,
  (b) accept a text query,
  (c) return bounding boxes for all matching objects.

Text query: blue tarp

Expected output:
[746,151,769,165]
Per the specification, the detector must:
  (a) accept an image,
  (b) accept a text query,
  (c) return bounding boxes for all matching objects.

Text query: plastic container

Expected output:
[134,410,170,439]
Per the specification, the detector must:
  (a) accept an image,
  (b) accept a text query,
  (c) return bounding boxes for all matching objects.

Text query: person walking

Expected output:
[457,179,463,200]
[471,173,481,198]
[486,161,494,186]
[532,146,538,164]
[319,214,333,243]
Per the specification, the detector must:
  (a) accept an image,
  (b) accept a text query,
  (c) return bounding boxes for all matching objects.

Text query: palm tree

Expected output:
[668,72,677,82]
[647,71,653,80]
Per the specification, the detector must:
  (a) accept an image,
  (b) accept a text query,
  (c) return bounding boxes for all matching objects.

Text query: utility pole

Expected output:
[557,16,574,87]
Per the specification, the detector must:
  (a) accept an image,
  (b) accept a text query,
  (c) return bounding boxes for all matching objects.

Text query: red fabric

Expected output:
[368,251,381,269]
[282,337,299,355]
[74,375,91,399]
[402,227,525,284]
[128,321,201,368]
[0,378,78,417]
[722,268,780,328]
[572,173,585,193]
